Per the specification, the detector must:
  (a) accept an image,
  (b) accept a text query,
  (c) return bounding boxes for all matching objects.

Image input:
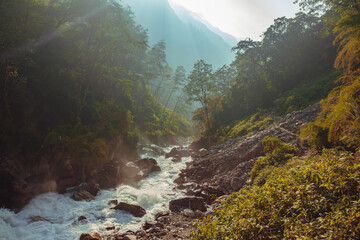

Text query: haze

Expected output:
[169,0,300,40]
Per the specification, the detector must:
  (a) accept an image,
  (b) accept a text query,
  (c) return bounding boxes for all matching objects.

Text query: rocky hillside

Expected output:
[176,103,320,198]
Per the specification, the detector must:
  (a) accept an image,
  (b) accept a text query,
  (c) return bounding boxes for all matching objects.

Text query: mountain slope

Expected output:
[121,0,235,70]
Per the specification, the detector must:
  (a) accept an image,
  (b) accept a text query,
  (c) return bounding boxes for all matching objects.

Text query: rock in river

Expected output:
[169,197,206,212]
[111,202,146,217]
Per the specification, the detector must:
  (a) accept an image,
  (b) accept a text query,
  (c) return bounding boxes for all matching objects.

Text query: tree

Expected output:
[214,65,237,96]
[296,0,360,74]
[185,60,215,130]
[163,65,186,113]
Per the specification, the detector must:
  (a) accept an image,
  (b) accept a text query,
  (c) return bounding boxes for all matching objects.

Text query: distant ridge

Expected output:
[169,3,238,47]
[121,0,235,71]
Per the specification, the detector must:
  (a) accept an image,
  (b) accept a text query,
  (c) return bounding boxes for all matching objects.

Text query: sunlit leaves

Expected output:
[192,150,360,239]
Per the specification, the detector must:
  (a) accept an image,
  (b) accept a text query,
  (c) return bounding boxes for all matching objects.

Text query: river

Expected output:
[0,145,191,240]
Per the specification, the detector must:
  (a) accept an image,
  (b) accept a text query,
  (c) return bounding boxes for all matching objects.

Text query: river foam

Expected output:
[0,145,190,240]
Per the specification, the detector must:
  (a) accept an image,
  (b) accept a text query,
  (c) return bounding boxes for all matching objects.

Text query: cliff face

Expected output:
[0,135,139,211]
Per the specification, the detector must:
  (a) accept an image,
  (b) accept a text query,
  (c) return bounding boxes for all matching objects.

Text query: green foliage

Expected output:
[192,149,360,239]
[300,76,360,151]
[191,113,274,149]
[185,60,216,130]
[296,0,360,74]
[211,13,336,130]
[0,0,191,171]
[217,114,274,144]
[250,137,297,186]
[274,70,340,114]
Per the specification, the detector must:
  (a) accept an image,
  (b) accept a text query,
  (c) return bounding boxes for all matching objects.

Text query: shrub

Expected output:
[250,137,297,186]
[300,76,360,151]
[192,149,360,240]
[274,71,339,115]
[217,114,274,144]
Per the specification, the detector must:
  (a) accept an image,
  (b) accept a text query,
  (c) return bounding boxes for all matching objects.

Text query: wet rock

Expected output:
[108,199,118,205]
[183,209,195,218]
[29,216,53,223]
[72,190,95,201]
[169,197,206,212]
[78,182,101,196]
[198,148,208,155]
[111,202,146,217]
[78,216,87,221]
[124,235,137,240]
[123,162,141,177]
[79,232,102,240]
[71,182,101,202]
[139,144,166,156]
[143,220,156,230]
[135,158,161,173]
[173,175,186,185]
[171,155,182,162]
[155,211,170,220]
[165,147,191,159]
[106,226,116,231]
[136,230,146,237]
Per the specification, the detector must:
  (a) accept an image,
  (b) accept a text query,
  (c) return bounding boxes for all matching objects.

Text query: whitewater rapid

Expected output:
[0,145,191,240]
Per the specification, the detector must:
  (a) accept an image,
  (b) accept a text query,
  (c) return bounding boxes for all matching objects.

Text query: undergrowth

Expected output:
[192,149,360,239]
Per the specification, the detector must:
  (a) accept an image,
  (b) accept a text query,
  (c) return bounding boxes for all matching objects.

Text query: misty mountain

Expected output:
[121,0,235,71]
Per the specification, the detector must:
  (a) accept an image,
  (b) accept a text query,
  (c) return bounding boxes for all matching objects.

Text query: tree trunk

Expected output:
[163,89,174,113]
[169,98,179,123]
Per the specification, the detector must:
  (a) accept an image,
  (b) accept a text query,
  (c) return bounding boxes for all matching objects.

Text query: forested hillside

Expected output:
[189,0,360,238]
[121,0,234,70]
[0,0,190,208]
[187,12,338,148]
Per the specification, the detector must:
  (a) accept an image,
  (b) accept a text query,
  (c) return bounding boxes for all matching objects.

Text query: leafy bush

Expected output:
[218,114,274,144]
[192,149,360,239]
[191,113,274,149]
[300,76,360,151]
[250,137,297,186]
[274,71,339,115]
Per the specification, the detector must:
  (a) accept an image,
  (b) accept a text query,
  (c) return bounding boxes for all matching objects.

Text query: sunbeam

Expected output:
[0,2,107,61]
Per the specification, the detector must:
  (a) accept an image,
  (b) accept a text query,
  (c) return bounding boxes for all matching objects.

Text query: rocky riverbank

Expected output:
[95,103,321,240]
[0,135,163,211]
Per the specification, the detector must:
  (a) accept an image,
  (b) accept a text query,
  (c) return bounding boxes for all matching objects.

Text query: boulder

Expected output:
[123,162,141,176]
[72,190,95,202]
[111,202,146,217]
[135,158,161,173]
[78,182,101,196]
[198,148,208,155]
[139,144,166,156]
[171,155,181,163]
[183,209,196,218]
[79,232,102,240]
[155,211,170,220]
[143,220,157,230]
[29,216,53,223]
[165,147,191,159]
[169,197,206,212]
[78,216,87,221]
[124,235,137,240]
[108,199,118,205]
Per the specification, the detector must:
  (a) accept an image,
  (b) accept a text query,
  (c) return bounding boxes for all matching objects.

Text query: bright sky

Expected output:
[169,0,300,40]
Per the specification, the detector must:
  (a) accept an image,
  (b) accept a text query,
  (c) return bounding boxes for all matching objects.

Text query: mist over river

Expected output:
[0,145,191,240]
